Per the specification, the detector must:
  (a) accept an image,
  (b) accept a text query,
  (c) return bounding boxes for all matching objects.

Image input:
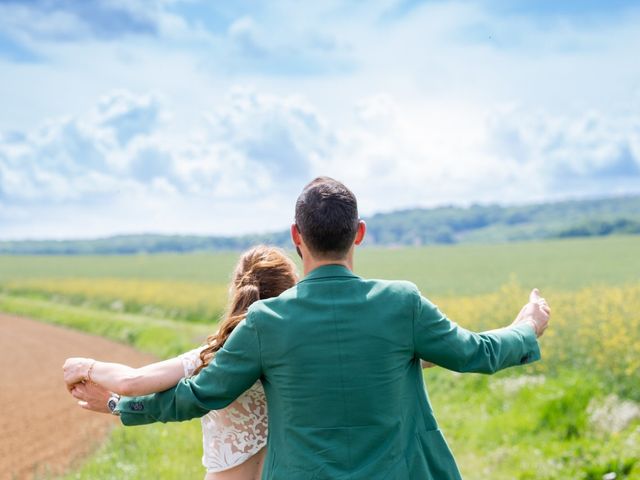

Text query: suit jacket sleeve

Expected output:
[116,312,263,425]
[412,288,541,373]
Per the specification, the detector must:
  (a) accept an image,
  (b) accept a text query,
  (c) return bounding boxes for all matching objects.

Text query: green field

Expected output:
[1,235,639,479]
[2,236,639,294]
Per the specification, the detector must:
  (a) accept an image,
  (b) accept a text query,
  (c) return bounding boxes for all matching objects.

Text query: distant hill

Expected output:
[1,195,639,255]
[365,195,640,245]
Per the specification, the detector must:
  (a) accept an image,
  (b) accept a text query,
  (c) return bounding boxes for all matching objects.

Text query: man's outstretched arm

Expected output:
[115,312,263,426]
[413,288,549,374]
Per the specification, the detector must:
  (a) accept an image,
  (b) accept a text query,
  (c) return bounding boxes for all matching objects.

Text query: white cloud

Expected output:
[206,87,334,181]
[0,88,334,238]
[93,90,163,146]
[1,86,639,239]
[487,106,640,195]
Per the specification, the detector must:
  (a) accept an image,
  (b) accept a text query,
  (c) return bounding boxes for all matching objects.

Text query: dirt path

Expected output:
[0,313,156,480]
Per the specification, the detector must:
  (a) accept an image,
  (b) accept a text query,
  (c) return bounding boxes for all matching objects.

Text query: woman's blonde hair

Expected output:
[194,245,297,374]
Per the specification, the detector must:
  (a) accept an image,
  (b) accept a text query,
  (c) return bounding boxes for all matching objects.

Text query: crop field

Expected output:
[0,235,639,479]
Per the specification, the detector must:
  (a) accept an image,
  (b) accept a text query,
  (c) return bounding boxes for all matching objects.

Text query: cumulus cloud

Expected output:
[487,107,640,195]
[206,88,334,180]
[0,90,167,203]
[1,86,639,239]
[316,93,640,214]
[0,88,337,237]
[94,90,163,146]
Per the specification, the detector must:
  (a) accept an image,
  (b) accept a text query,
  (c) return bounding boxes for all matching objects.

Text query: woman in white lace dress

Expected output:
[63,246,298,480]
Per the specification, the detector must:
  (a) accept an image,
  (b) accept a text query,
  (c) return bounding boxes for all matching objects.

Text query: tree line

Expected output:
[1,195,638,254]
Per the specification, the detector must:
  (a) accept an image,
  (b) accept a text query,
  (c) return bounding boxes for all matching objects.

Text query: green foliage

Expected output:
[533,374,593,440]
[556,218,640,238]
[366,195,640,245]
[63,422,203,480]
[429,369,640,480]
[582,458,638,480]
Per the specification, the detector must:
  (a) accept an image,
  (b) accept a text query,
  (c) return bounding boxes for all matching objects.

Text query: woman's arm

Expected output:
[63,356,187,397]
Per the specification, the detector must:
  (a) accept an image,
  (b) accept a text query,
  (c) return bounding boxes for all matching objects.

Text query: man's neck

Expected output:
[302,256,353,276]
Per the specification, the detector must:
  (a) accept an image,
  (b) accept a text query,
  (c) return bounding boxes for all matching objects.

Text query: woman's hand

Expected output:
[63,357,94,390]
[63,356,187,397]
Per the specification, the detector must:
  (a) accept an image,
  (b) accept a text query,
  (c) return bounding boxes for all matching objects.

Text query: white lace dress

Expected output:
[178,348,268,473]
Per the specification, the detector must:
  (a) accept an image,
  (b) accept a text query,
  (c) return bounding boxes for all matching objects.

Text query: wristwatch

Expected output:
[107,393,121,416]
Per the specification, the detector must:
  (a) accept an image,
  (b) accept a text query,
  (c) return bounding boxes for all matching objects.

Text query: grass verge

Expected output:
[0,294,211,358]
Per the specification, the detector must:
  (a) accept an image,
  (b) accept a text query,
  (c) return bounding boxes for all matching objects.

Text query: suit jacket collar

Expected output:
[299,264,359,283]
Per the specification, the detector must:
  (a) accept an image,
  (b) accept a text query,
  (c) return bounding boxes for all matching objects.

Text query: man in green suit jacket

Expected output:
[108,178,550,479]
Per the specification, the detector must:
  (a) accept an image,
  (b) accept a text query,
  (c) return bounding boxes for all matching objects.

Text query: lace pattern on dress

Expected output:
[178,348,268,473]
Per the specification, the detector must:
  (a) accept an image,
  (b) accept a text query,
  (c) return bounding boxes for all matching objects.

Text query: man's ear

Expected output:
[354,220,366,245]
[291,224,304,259]
[291,224,301,246]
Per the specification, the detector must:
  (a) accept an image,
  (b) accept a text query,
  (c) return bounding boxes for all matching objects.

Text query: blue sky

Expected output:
[1,0,639,239]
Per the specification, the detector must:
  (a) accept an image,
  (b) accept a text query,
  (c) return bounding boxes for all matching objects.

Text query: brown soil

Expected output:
[0,313,156,480]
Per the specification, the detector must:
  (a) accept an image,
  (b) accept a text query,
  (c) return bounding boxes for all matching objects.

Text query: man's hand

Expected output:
[512,288,550,338]
[70,382,112,414]
[63,357,94,391]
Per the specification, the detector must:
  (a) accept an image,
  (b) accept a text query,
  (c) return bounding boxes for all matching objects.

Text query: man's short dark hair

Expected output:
[295,177,359,259]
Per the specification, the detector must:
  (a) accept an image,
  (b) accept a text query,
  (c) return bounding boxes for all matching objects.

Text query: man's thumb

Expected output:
[529,288,541,303]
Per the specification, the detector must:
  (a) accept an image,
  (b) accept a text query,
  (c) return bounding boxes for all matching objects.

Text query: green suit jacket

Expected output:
[117,265,540,479]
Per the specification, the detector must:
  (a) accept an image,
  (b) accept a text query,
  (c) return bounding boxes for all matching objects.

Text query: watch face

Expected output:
[108,398,118,412]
